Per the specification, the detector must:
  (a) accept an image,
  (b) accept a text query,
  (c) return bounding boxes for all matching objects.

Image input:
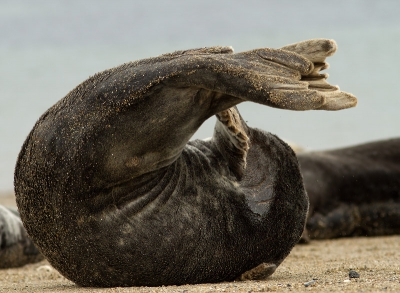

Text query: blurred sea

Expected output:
[1,0,400,193]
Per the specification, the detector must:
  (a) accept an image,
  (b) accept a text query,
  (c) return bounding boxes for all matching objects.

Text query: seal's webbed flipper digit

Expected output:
[314,89,358,110]
[280,38,337,63]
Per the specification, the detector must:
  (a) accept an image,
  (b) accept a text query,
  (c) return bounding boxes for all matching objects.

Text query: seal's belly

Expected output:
[94,141,263,248]
[54,142,266,286]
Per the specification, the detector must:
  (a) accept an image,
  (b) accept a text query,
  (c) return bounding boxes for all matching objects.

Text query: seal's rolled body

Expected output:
[14,39,356,287]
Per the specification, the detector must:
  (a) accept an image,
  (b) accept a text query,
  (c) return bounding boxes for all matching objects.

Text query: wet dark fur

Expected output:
[298,139,400,240]
[14,40,355,286]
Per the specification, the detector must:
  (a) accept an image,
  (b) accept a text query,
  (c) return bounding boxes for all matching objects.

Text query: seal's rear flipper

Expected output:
[214,107,249,180]
[236,263,277,281]
[279,39,357,110]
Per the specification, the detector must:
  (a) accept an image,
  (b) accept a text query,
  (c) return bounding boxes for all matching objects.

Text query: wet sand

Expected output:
[1,192,399,292]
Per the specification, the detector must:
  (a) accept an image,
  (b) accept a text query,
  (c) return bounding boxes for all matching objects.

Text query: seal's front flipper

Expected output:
[214,107,249,180]
[236,263,277,281]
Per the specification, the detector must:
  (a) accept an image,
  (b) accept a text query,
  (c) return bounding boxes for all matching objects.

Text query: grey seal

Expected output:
[298,138,400,240]
[14,39,356,287]
[0,205,43,268]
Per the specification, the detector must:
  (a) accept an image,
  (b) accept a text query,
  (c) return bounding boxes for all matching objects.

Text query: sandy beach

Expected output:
[1,192,399,293]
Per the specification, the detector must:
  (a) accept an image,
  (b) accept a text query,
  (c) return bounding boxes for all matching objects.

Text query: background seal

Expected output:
[298,138,400,240]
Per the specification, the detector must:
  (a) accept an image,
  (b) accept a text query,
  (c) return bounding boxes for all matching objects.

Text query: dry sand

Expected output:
[1,192,399,292]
